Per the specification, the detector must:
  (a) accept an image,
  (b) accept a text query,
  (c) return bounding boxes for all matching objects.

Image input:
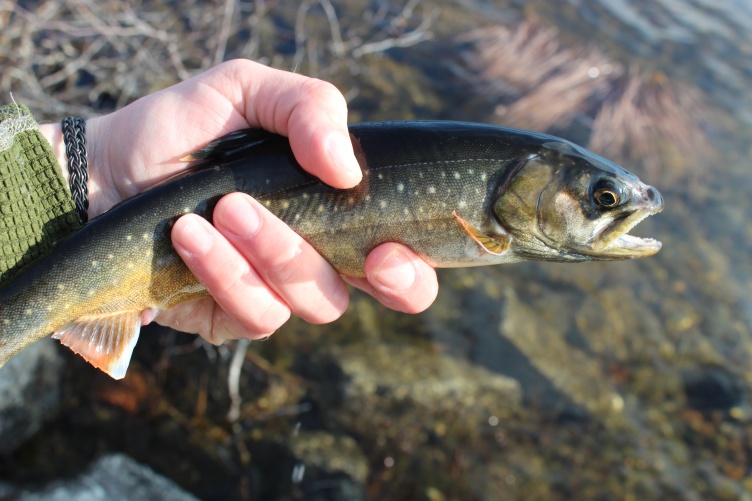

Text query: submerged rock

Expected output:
[14,454,198,501]
[287,432,369,501]
[302,342,522,435]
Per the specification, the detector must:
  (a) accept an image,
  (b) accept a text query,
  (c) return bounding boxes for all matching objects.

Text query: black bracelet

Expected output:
[61,116,89,223]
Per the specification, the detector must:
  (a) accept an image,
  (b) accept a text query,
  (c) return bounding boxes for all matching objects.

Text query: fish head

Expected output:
[494,139,663,261]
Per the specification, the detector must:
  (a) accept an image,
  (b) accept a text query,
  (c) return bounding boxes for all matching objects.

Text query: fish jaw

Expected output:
[588,190,664,259]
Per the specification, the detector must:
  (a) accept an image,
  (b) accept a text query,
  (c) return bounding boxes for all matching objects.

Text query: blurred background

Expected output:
[1,0,751,499]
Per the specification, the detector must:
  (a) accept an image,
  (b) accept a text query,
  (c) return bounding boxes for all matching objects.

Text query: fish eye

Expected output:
[591,178,626,209]
[594,188,620,208]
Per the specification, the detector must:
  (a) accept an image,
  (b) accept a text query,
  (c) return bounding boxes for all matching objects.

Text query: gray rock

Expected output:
[0,339,63,454]
[14,454,198,501]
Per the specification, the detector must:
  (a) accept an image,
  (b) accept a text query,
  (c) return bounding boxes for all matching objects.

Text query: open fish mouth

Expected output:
[589,206,663,258]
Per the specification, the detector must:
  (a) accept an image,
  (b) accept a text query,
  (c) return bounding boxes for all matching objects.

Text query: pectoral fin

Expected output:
[52,310,142,380]
[452,210,510,255]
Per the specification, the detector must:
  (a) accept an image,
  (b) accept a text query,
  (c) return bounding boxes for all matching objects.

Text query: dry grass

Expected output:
[456,16,713,191]
[0,0,436,120]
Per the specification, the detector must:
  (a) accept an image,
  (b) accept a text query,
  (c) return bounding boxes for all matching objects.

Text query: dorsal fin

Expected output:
[181,128,279,162]
[52,310,142,379]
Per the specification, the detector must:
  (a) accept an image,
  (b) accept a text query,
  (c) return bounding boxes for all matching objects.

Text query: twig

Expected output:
[214,0,237,66]
[227,338,250,422]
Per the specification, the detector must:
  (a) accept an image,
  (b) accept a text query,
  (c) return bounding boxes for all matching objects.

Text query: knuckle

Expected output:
[263,242,303,283]
[210,265,254,298]
[301,78,344,104]
[216,58,253,77]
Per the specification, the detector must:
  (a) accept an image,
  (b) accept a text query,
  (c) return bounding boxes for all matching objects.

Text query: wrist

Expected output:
[38,122,67,182]
[40,116,110,219]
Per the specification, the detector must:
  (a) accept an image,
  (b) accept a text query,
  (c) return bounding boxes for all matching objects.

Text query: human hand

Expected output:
[40,60,438,343]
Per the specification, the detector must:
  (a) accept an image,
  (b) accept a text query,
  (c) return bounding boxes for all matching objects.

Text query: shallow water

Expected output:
[2,0,752,500]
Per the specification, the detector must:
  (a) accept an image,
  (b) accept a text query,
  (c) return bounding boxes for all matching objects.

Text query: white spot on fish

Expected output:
[303,193,309,199]
[127,262,134,269]
[295,214,300,220]
[265,201,271,207]
[441,172,446,178]
[91,260,98,267]
[142,233,149,240]
[57,284,64,290]
[428,186,436,194]
[481,173,487,182]
[427,224,434,231]
[46,306,52,312]
[88,289,94,297]
[365,195,371,202]
[183,207,190,214]
[283,201,290,209]
[318,205,325,213]
[454,172,461,180]
[126,235,132,241]
[64,303,70,310]
[378,173,383,180]
[403,208,409,215]
[107,254,114,260]
[348,197,354,204]
[397,183,404,193]
[458,200,468,209]
[380,200,387,209]
[468,169,474,175]
[25,309,31,315]
[2,319,8,325]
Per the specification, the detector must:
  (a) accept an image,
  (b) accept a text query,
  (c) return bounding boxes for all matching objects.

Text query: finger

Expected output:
[155,296,274,344]
[206,60,362,188]
[212,192,350,324]
[171,213,291,342]
[343,243,438,314]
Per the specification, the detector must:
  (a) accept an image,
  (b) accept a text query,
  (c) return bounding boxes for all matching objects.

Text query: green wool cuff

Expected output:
[0,104,81,283]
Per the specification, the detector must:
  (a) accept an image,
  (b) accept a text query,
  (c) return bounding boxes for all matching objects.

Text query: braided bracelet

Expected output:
[61,116,89,223]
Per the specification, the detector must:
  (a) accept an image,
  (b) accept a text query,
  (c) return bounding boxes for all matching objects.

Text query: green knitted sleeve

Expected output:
[0,104,81,283]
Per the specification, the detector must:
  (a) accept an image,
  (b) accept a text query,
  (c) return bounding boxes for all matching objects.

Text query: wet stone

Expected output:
[286,431,369,501]
[0,338,63,454]
[299,341,522,447]
[13,454,198,501]
[682,365,745,412]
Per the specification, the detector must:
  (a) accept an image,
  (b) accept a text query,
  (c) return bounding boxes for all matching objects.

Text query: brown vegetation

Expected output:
[0,0,435,120]
[457,17,713,190]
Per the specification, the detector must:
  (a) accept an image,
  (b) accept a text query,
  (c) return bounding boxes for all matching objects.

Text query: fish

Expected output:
[0,121,663,379]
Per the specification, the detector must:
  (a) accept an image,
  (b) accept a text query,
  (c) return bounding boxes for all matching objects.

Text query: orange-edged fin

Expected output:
[52,311,142,380]
[452,210,510,255]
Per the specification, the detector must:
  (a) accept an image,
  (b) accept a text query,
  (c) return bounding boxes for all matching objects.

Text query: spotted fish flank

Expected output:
[0,121,663,379]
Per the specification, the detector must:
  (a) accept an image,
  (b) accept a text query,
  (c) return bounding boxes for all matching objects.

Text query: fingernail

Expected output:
[176,216,213,256]
[216,195,261,238]
[326,133,362,185]
[372,250,417,292]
